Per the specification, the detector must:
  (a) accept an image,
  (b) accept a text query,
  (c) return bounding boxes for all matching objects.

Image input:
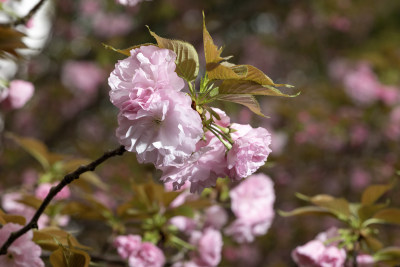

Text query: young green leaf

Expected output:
[361,182,395,206]
[218,80,297,97]
[216,94,265,117]
[148,28,199,82]
[309,194,351,219]
[278,206,333,217]
[372,208,400,225]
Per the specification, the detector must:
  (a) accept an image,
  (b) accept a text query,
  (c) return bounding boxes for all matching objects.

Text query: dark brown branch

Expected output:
[0,145,126,255]
[0,0,47,27]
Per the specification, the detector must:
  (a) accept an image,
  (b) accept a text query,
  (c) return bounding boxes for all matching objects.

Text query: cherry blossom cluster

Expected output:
[113,234,165,267]
[109,45,272,193]
[0,223,44,267]
[292,227,375,267]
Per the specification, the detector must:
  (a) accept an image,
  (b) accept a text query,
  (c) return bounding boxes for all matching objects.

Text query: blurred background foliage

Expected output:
[2,0,400,266]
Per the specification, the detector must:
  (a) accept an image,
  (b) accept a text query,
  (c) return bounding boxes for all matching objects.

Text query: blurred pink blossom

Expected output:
[0,223,44,267]
[35,183,71,201]
[225,173,275,243]
[62,61,105,94]
[329,16,351,32]
[114,235,142,259]
[292,228,347,267]
[1,80,34,109]
[204,205,228,230]
[228,124,272,180]
[223,245,261,267]
[385,106,400,140]
[128,242,165,267]
[80,0,101,16]
[350,168,371,190]
[93,12,133,37]
[2,192,49,228]
[356,254,375,267]
[350,124,369,146]
[379,85,399,106]
[169,216,197,234]
[190,228,223,267]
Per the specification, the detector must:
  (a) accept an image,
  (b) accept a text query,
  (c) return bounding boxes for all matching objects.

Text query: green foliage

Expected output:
[280,181,400,264]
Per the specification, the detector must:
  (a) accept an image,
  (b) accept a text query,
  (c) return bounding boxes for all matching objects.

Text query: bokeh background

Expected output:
[1,0,400,266]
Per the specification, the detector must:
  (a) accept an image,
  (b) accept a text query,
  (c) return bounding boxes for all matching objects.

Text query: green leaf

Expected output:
[219,80,297,97]
[17,194,43,210]
[33,227,91,252]
[309,194,351,219]
[375,247,400,262]
[148,28,199,82]
[0,210,26,225]
[50,246,90,267]
[216,94,264,117]
[372,208,400,225]
[202,12,230,64]
[358,202,389,223]
[102,43,154,56]
[278,206,334,217]
[362,234,383,252]
[361,182,394,206]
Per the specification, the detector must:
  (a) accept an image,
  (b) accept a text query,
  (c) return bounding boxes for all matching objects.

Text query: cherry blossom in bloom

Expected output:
[0,223,44,267]
[169,216,197,234]
[128,242,165,267]
[356,254,375,267]
[35,183,71,201]
[113,235,142,259]
[62,61,105,94]
[0,80,34,109]
[291,228,347,267]
[108,45,184,112]
[224,173,275,243]
[116,90,202,168]
[291,240,326,266]
[227,124,272,180]
[160,131,227,193]
[2,192,49,228]
[190,228,223,267]
[204,205,228,230]
[342,62,381,105]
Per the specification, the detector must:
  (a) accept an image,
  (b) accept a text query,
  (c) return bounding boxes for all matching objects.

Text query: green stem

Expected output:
[206,125,232,150]
[210,124,234,144]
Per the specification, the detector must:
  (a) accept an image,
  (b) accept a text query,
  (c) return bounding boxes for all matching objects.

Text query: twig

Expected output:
[0,145,126,255]
[0,0,47,27]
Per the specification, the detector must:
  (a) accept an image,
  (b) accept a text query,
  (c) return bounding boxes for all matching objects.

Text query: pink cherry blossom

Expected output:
[2,192,49,229]
[378,85,399,106]
[291,240,326,266]
[342,62,381,105]
[62,61,105,94]
[319,246,346,267]
[190,228,223,267]
[225,173,275,243]
[204,205,228,230]
[92,12,133,38]
[113,235,142,259]
[128,242,165,267]
[160,131,228,193]
[1,80,34,109]
[356,254,375,267]
[35,183,71,201]
[0,223,44,267]
[169,216,197,234]
[227,124,272,180]
[116,90,202,168]
[109,45,184,112]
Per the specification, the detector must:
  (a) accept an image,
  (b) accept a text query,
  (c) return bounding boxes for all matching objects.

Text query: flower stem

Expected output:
[0,145,126,255]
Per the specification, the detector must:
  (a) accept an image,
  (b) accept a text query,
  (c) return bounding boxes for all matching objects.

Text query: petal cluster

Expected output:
[225,173,275,243]
[0,223,44,267]
[113,235,165,267]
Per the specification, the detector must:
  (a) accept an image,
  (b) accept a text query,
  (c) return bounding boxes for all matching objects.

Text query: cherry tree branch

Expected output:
[0,0,47,27]
[0,145,126,255]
